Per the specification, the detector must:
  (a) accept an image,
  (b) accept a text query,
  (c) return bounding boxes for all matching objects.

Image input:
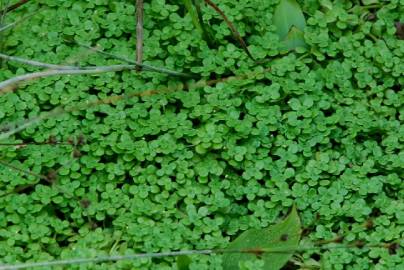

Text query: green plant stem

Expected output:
[348,4,381,13]
[74,43,197,77]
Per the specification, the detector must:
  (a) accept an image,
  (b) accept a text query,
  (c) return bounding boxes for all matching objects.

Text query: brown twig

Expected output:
[204,0,254,60]
[1,0,30,14]
[135,0,144,71]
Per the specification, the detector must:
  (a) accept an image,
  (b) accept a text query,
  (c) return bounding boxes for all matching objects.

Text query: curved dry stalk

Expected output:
[0,51,194,75]
[75,43,196,77]
[0,64,162,92]
[135,0,144,71]
[0,0,30,14]
[0,53,195,92]
[0,241,398,270]
[204,0,254,60]
[0,52,81,70]
[0,250,215,270]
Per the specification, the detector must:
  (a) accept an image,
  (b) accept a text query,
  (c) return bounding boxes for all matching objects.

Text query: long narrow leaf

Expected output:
[182,0,203,33]
[192,0,216,47]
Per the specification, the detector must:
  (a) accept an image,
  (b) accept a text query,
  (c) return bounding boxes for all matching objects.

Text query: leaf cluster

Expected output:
[0,0,403,269]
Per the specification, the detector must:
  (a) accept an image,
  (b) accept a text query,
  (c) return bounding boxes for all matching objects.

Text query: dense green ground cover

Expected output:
[0,0,403,269]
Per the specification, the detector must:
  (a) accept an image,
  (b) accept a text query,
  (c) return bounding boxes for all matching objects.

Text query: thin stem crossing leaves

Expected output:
[0,0,30,14]
[0,240,399,270]
[204,0,254,60]
[0,52,81,70]
[0,48,197,92]
[0,159,48,180]
[0,10,38,33]
[75,43,197,77]
[0,66,268,140]
[135,0,144,71]
[0,65,140,92]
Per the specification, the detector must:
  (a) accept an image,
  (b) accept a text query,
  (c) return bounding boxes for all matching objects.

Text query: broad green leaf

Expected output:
[273,0,306,39]
[283,26,307,50]
[177,255,192,270]
[222,206,301,270]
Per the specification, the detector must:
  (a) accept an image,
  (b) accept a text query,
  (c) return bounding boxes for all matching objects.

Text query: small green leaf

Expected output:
[177,255,192,270]
[319,0,333,10]
[273,0,306,40]
[222,206,301,270]
[361,0,379,5]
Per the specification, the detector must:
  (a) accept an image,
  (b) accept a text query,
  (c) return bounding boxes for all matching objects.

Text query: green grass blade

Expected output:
[182,0,203,33]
